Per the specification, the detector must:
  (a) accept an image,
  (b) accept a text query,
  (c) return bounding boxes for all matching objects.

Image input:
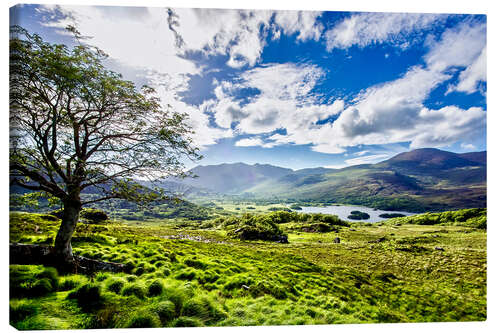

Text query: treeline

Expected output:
[383,208,486,229]
[213,211,350,242]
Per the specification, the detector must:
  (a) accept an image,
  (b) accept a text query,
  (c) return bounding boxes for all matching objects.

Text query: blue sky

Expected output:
[10,5,487,170]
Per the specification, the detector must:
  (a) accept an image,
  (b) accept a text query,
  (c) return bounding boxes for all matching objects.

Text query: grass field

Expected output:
[9,209,486,329]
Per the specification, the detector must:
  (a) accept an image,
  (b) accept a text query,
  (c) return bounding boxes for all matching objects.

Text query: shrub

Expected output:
[80,208,108,223]
[147,280,164,297]
[67,284,103,312]
[226,214,287,242]
[298,222,333,233]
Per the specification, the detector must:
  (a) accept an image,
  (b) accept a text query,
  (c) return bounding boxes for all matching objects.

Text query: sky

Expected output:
[9,4,487,170]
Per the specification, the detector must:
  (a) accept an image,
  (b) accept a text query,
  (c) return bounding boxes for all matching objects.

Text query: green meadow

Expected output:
[9,208,486,329]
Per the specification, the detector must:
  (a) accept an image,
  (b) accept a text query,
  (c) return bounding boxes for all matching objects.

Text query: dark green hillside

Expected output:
[244,149,486,212]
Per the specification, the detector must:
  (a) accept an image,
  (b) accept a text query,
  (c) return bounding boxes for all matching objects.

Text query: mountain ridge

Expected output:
[173,148,486,212]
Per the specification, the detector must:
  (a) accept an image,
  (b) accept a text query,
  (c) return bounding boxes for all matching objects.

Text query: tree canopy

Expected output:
[9,25,201,263]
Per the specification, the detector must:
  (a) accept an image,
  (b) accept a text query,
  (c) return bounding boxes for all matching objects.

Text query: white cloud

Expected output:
[40,5,199,76]
[171,8,323,68]
[325,153,390,169]
[448,47,486,94]
[461,143,477,151]
[325,12,445,50]
[148,74,233,149]
[304,20,486,154]
[274,10,323,41]
[203,63,345,147]
[38,6,326,149]
[205,20,486,153]
[424,20,486,72]
[234,137,277,148]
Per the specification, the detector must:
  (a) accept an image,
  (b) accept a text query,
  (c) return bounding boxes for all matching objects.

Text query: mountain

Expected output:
[378,148,483,171]
[177,148,485,212]
[459,151,486,165]
[181,162,293,194]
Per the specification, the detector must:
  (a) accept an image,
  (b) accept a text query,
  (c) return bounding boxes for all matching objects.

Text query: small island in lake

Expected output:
[347,210,370,220]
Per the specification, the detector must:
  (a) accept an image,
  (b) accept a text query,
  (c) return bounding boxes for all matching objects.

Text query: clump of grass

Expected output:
[105,279,125,294]
[67,284,104,312]
[174,267,198,281]
[31,278,54,296]
[153,300,176,323]
[59,275,88,291]
[147,280,164,297]
[122,283,146,299]
[184,257,208,269]
[171,316,203,327]
[10,265,59,298]
[10,300,39,323]
[163,285,191,314]
[125,312,160,328]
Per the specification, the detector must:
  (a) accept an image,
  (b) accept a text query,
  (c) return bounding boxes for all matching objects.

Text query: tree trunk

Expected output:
[54,197,82,264]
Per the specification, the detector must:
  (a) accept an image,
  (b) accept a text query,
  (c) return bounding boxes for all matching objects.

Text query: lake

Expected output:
[297,205,415,223]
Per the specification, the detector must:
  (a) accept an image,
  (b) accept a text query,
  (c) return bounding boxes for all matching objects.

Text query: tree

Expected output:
[9,26,200,269]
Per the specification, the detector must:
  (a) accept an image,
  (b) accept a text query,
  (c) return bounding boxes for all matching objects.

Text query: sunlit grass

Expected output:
[9,210,486,329]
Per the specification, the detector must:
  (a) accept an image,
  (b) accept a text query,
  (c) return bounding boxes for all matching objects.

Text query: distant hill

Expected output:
[176,148,486,212]
[181,162,293,194]
[378,148,483,171]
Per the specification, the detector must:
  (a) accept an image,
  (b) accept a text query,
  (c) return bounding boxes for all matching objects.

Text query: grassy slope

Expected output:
[9,210,486,329]
[245,165,486,212]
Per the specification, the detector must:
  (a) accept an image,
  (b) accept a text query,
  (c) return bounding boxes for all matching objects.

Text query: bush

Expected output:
[80,208,108,223]
[147,280,164,297]
[298,222,334,233]
[67,284,103,312]
[226,214,287,242]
